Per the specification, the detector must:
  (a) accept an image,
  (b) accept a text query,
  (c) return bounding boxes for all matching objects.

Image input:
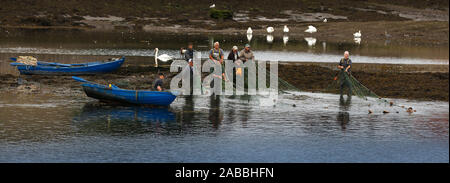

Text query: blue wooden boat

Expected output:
[9,57,125,75]
[73,77,177,106]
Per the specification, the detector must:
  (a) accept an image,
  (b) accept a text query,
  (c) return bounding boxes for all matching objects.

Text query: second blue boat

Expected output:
[10,57,125,75]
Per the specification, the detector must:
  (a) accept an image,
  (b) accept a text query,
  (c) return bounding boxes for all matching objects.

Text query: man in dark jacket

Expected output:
[184,42,195,63]
[227,46,239,62]
[153,73,165,91]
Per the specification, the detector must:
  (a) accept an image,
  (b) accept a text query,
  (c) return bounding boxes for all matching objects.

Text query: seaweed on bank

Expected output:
[209,8,233,20]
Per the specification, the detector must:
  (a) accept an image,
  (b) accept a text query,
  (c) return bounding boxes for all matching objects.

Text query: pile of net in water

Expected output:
[220,62,301,94]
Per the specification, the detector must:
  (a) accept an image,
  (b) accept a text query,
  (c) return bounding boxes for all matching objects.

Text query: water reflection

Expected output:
[247,34,253,42]
[338,95,352,130]
[337,112,350,130]
[0,28,448,61]
[209,96,223,129]
[304,37,317,47]
[354,37,361,44]
[177,96,196,124]
[339,95,352,111]
[266,35,274,44]
[72,103,176,134]
[283,35,289,45]
[74,103,176,123]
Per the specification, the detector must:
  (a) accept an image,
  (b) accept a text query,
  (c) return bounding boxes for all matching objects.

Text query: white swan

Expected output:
[323,18,327,23]
[304,25,317,33]
[283,35,289,45]
[283,25,289,33]
[154,48,173,67]
[353,30,361,38]
[247,27,253,34]
[266,27,274,33]
[209,4,215,8]
[266,35,274,43]
[304,37,317,47]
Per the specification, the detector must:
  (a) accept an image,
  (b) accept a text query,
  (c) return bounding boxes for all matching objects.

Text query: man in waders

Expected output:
[337,51,352,97]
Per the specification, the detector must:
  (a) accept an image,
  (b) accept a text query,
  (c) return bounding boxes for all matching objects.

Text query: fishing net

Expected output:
[255,63,300,92]
[17,56,37,66]
[327,70,390,104]
[207,60,300,95]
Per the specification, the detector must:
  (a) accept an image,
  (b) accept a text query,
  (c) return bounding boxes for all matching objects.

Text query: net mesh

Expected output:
[327,70,390,104]
[216,61,387,104]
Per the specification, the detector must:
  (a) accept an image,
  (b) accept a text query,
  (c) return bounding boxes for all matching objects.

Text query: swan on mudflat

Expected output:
[305,25,317,33]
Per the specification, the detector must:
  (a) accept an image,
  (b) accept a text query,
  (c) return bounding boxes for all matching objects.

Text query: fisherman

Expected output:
[227,46,239,62]
[238,44,255,62]
[209,42,226,80]
[153,73,165,91]
[337,51,352,96]
[209,42,224,64]
[184,43,195,90]
[184,42,195,66]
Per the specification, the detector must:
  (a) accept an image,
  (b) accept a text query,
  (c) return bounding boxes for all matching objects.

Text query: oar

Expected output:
[72,76,119,89]
[72,76,90,83]
[72,76,102,86]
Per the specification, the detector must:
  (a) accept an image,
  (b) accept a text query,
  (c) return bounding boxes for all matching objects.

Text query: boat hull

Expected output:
[82,83,177,106]
[11,57,125,75]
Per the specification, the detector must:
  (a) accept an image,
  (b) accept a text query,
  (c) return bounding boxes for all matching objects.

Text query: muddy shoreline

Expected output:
[1,0,448,46]
[1,63,448,101]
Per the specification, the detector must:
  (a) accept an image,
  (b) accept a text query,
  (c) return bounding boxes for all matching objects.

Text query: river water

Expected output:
[0,29,448,162]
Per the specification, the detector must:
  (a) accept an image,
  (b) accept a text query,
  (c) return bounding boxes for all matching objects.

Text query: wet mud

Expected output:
[0,63,447,101]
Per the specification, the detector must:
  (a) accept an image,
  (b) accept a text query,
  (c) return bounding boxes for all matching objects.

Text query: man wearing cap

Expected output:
[153,73,165,91]
[227,46,239,62]
[209,42,224,64]
[337,51,352,97]
[209,42,226,81]
[184,42,195,63]
[239,44,255,62]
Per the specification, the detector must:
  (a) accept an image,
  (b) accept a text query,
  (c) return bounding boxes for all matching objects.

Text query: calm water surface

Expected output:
[0,28,448,64]
[0,92,448,162]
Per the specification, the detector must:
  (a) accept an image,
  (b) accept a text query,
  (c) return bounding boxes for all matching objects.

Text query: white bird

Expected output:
[209,4,215,8]
[266,35,274,43]
[266,27,274,33]
[283,35,289,45]
[304,25,317,33]
[154,48,173,67]
[247,27,253,34]
[283,25,289,33]
[304,37,317,47]
[353,30,361,38]
[323,18,327,23]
